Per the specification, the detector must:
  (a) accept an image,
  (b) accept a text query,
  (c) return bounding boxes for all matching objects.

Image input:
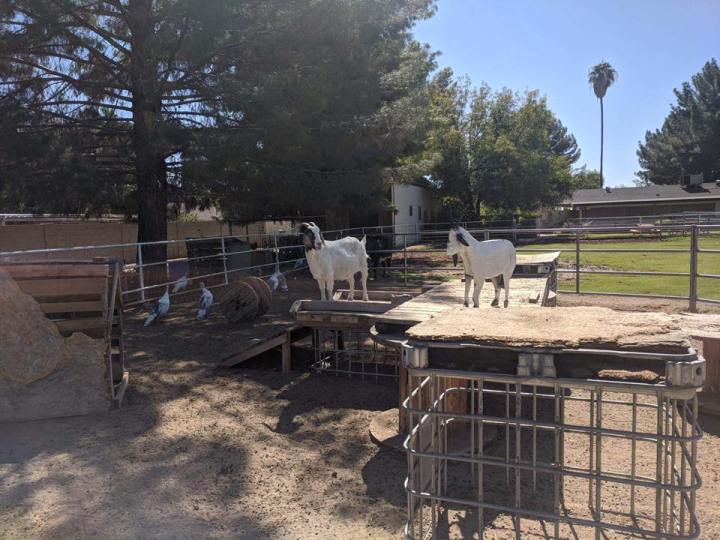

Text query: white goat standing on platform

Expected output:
[300,222,369,301]
[447,225,516,308]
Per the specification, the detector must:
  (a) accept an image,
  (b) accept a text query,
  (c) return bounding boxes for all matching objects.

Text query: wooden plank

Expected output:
[516,251,561,266]
[113,370,129,408]
[55,317,107,333]
[15,277,108,298]
[1,263,110,279]
[282,330,292,374]
[292,299,392,314]
[221,333,288,367]
[702,336,720,393]
[40,300,106,314]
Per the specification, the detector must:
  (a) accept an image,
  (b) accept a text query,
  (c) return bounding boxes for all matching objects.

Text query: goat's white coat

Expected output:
[447,227,516,307]
[302,223,369,301]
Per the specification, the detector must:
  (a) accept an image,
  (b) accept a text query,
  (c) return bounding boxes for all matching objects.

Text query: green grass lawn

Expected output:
[522,233,720,300]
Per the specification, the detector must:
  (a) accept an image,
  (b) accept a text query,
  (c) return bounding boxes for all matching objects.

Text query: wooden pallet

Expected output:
[0,259,128,407]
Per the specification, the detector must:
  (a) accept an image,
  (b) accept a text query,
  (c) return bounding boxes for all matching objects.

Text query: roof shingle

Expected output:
[565,182,720,206]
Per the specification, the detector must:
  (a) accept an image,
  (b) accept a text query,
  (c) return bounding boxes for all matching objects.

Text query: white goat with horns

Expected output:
[300,222,369,301]
[447,225,516,308]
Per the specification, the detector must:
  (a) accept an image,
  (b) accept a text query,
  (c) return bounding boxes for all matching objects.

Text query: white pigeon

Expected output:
[268,248,288,293]
[172,274,189,293]
[144,288,170,326]
[197,282,213,320]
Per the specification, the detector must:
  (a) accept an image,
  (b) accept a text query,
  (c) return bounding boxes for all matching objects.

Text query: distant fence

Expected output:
[0,222,718,312]
[566,211,720,228]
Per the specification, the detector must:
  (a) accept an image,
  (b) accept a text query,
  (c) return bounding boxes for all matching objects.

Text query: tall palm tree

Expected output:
[588,61,618,187]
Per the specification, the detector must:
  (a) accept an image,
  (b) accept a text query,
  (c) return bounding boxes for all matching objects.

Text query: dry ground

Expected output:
[2,273,720,539]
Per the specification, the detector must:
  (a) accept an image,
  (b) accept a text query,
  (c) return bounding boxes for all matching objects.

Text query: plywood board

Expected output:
[374,277,549,326]
[516,251,561,266]
[406,306,691,353]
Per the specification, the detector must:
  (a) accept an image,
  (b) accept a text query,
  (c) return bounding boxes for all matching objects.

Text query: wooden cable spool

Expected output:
[217,281,259,323]
[243,276,272,317]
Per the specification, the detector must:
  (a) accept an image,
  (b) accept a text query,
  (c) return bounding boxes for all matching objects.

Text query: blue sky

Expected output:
[412,0,720,187]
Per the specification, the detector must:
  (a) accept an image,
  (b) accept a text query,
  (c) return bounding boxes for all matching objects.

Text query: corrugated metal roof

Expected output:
[565,182,720,206]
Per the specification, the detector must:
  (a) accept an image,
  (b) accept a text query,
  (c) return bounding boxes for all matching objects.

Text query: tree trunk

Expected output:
[600,98,604,187]
[129,0,167,284]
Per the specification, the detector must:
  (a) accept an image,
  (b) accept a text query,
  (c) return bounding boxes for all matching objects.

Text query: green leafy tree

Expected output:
[182,1,436,224]
[637,58,720,185]
[588,61,618,186]
[423,76,579,218]
[571,166,602,190]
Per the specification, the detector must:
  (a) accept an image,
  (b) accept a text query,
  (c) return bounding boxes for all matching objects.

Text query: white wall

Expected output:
[392,183,433,246]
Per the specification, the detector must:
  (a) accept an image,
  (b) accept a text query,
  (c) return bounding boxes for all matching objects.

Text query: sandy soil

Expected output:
[2,274,720,539]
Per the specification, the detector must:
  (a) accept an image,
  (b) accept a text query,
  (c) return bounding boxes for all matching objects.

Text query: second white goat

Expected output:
[447,225,516,307]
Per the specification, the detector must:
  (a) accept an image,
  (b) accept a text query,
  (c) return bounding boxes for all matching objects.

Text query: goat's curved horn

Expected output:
[298,223,309,233]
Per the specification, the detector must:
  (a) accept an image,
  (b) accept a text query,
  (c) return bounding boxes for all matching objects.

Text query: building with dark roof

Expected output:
[563,182,720,218]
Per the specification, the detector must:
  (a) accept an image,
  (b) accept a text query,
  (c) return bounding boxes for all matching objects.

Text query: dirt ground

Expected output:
[2,273,720,539]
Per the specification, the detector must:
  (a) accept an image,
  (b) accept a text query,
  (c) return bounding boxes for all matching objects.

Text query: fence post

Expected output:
[689,225,698,313]
[221,235,229,285]
[512,217,517,243]
[484,230,490,241]
[137,244,146,302]
[575,231,581,294]
[403,233,407,287]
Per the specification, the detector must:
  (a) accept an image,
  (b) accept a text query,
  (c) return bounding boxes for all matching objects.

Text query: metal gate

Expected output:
[403,367,703,539]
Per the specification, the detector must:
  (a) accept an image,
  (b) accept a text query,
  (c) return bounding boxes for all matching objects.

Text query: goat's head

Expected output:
[299,222,323,251]
[447,225,469,266]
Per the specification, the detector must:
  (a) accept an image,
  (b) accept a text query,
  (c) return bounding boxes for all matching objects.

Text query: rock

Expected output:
[0,267,110,421]
[0,267,66,384]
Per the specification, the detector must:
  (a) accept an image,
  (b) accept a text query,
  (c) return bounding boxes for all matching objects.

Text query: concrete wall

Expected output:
[392,184,435,246]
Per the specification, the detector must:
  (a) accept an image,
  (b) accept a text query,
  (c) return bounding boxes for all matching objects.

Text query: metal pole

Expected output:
[403,233,407,287]
[689,225,698,312]
[221,235,229,285]
[575,231,581,294]
[137,243,146,302]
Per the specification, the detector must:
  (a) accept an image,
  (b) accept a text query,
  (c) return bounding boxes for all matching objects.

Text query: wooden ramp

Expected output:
[219,324,311,371]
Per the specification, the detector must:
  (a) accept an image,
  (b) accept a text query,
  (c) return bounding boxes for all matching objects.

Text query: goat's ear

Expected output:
[456,232,469,246]
[299,223,309,233]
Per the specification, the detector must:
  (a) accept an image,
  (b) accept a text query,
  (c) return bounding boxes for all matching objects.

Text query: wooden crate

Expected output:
[0,259,128,407]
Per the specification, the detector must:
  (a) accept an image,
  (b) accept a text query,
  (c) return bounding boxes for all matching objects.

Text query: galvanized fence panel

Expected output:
[1,223,718,311]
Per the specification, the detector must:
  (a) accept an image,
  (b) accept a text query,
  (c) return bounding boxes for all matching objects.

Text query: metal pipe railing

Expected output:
[1,222,718,311]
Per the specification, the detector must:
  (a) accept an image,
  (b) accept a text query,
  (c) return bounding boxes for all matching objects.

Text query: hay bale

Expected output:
[218,281,260,323]
[242,276,272,316]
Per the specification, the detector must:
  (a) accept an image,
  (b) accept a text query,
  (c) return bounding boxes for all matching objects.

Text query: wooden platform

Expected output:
[372,277,550,326]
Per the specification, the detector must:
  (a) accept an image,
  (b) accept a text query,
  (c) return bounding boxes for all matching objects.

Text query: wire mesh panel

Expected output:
[403,369,702,539]
[311,328,400,381]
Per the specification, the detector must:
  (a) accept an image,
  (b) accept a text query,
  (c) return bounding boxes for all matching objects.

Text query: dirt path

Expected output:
[2,276,720,539]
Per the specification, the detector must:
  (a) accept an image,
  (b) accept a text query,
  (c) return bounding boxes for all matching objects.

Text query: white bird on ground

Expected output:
[172,274,189,293]
[268,248,288,293]
[197,282,214,320]
[144,287,170,326]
